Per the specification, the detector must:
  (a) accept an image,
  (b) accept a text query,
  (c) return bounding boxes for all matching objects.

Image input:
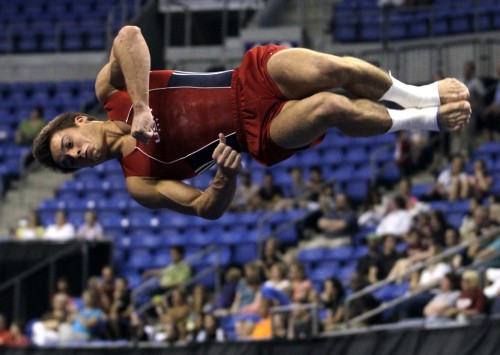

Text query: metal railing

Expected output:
[344,226,500,327]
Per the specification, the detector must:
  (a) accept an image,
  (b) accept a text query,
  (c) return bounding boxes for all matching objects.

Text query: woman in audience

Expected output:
[231,262,263,316]
[263,262,291,303]
[288,262,316,304]
[195,313,225,343]
[15,210,45,240]
[423,272,461,321]
[43,210,75,241]
[468,159,493,200]
[106,277,132,340]
[320,277,345,332]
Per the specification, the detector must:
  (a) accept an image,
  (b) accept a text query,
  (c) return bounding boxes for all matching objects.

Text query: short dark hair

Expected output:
[32,112,95,174]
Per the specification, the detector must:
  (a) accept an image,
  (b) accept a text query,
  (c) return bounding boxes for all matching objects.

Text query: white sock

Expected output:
[380,73,440,109]
[387,107,440,133]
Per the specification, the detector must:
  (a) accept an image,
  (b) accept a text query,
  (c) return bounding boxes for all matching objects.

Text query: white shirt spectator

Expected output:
[376,209,412,237]
[44,223,76,241]
[77,211,104,240]
[437,169,468,195]
[420,262,452,287]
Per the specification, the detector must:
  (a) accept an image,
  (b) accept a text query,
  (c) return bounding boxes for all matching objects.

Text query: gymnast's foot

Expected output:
[437,100,472,132]
[437,78,470,105]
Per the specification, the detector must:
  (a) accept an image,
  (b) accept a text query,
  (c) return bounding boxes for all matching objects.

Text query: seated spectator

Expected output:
[305,166,325,203]
[479,61,500,136]
[129,312,148,343]
[250,297,273,340]
[320,277,345,332]
[256,172,285,211]
[387,229,429,280]
[289,303,314,340]
[196,313,225,342]
[52,277,74,308]
[395,131,414,176]
[15,210,45,240]
[262,262,291,305]
[397,177,419,211]
[465,206,498,261]
[397,244,452,319]
[444,227,471,268]
[230,171,259,212]
[143,246,192,295]
[357,187,385,229]
[5,321,29,348]
[426,210,448,246]
[356,237,381,281]
[315,192,357,247]
[0,314,11,346]
[214,268,241,312]
[96,265,117,314]
[443,270,488,321]
[459,197,483,239]
[472,233,500,269]
[32,293,70,346]
[423,272,461,321]
[43,210,76,241]
[271,313,288,339]
[257,237,284,278]
[287,166,308,207]
[107,277,132,340]
[231,262,263,315]
[375,196,412,237]
[346,272,381,326]
[76,210,104,240]
[157,287,191,344]
[15,106,46,146]
[468,159,493,200]
[288,262,316,304]
[60,290,105,343]
[426,154,469,201]
[369,234,401,284]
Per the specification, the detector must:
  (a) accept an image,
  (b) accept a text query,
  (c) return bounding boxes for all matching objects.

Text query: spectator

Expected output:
[346,272,381,326]
[369,234,401,284]
[215,268,241,311]
[32,293,69,346]
[5,321,29,348]
[129,311,148,343]
[271,313,288,339]
[397,244,452,319]
[262,262,291,305]
[231,262,263,315]
[230,171,259,212]
[0,314,11,346]
[444,227,471,268]
[256,172,285,211]
[356,237,381,281]
[288,262,315,304]
[76,210,104,240]
[60,290,105,343]
[426,154,469,201]
[423,272,461,321]
[43,210,76,241]
[468,159,493,200]
[15,106,46,146]
[107,277,132,340]
[96,265,117,314]
[316,192,358,246]
[196,313,225,342]
[257,237,284,278]
[305,166,325,203]
[15,210,45,240]
[284,166,308,209]
[397,177,418,211]
[357,187,385,229]
[320,277,345,332]
[395,131,414,175]
[250,297,273,340]
[472,235,500,269]
[143,246,192,294]
[375,196,412,237]
[289,303,314,340]
[444,270,488,321]
[161,287,190,344]
[52,277,74,308]
[387,229,428,280]
[465,206,497,261]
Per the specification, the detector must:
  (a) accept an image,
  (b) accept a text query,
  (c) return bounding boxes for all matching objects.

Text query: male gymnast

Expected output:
[33,26,471,219]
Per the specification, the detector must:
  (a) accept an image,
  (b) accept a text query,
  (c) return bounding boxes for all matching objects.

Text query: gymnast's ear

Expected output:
[74,115,89,125]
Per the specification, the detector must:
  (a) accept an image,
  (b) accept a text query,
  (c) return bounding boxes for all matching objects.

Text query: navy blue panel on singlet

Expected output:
[186,133,240,174]
[168,70,233,88]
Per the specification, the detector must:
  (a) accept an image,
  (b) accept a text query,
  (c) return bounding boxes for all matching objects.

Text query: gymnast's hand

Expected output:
[131,107,155,144]
[212,133,242,177]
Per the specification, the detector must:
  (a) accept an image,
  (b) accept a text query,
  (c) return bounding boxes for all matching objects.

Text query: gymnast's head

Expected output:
[33,112,106,174]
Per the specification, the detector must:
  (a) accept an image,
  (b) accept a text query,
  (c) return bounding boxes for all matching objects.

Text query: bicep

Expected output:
[126,177,203,215]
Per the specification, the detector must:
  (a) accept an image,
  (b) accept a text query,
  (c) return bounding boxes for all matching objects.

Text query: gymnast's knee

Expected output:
[309,92,354,127]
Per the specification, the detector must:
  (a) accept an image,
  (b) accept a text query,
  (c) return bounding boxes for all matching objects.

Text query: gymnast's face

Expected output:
[50,116,107,169]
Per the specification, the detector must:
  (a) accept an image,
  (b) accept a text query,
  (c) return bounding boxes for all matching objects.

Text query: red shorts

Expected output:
[232,45,324,167]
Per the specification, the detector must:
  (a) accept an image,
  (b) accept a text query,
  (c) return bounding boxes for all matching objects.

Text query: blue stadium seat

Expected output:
[128,248,154,269]
[232,243,258,265]
[297,248,326,263]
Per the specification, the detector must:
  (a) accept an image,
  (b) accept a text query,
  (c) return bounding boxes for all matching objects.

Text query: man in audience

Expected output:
[256,172,285,211]
[375,195,412,237]
[44,210,76,241]
[143,246,192,294]
[32,293,69,346]
[230,171,260,212]
[426,154,469,201]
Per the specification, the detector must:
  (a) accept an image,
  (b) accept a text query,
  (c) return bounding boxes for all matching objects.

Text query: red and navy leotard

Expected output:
[104,69,242,180]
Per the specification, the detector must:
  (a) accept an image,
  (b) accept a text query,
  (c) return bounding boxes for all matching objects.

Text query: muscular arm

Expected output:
[127,134,241,219]
[95,25,154,143]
